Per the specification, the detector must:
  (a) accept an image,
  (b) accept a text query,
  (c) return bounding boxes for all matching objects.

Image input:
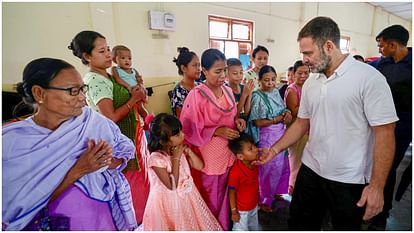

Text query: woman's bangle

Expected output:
[231,207,237,212]
[126,103,132,110]
[269,147,277,155]
[172,157,181,162]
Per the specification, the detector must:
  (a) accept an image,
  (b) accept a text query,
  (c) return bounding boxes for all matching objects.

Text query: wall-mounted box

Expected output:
[148,10,176,31]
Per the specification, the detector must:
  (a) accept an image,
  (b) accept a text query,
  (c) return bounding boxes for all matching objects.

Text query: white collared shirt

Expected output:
[298,55,399,184]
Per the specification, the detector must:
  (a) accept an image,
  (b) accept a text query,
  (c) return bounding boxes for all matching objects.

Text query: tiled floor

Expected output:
[259,146,412,231]
[386,146,412,231]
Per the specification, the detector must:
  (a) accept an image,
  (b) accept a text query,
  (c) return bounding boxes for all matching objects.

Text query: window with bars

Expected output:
[208,15,254,70]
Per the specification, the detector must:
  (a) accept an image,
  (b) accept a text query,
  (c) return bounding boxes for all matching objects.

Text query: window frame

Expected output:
[208,15,254,68]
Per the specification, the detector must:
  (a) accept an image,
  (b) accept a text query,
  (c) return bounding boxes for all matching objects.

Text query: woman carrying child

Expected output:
[69,31,149,224]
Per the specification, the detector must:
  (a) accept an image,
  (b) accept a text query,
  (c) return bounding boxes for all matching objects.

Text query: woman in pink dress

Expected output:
[180,49,246,230]
[142,113,222,231]
[284,60,310,195]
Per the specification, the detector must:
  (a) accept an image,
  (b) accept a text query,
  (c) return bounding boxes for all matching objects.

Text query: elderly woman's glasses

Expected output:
[44,84,88,96]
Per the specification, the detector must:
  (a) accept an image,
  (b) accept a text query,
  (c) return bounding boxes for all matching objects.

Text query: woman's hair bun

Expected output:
[68,41,81,59]
[16,82,26,97]
[174,47,196,75]
[178,47,189,54]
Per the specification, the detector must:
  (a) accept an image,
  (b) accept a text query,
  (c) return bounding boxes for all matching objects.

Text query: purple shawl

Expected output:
[2,107,137,230]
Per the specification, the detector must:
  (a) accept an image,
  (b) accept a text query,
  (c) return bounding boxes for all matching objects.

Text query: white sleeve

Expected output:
[298,78,311,119]
[363,72,399,126]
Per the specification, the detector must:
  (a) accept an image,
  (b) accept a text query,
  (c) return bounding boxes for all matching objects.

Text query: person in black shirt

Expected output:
[369,24,412,231]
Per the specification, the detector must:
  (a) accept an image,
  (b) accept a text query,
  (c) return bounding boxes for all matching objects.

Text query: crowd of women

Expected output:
[3,28,312,231]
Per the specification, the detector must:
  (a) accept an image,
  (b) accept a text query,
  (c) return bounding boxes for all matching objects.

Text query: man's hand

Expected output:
[356,184,384,220]
[253,147,279,165]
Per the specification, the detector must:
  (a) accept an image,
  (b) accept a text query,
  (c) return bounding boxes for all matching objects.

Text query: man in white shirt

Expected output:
[256,16,398,230]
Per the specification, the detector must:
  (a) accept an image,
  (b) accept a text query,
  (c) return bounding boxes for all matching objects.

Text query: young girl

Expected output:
[248,65,292,209]
[226,58,254,119]
[142,113,222,231]
[243,45,269,88]
[111,45,149,119]
[69,31,149,224]
[284,60,310,195]
[171,47,201,118]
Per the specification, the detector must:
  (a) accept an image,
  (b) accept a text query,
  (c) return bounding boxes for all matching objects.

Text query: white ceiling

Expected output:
[369,2,412,21]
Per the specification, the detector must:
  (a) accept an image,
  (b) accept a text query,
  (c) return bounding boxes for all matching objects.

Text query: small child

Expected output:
[226,58,254,120]
[111,45,149,118]
[228,133,271,231]
[112,45,143,91]
[142,113,222,231]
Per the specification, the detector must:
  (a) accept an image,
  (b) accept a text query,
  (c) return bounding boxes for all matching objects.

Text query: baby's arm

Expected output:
[137,101,149,118]
[134,68,144,85]
[112,67,133,92]
[183,146,204,171]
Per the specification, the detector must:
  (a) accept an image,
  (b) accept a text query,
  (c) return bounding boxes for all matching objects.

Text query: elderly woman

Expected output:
[2,58,137,231]
[69,31,149,224]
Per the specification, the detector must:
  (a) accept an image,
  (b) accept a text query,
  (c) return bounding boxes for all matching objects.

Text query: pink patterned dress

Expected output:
[142,151,222,231]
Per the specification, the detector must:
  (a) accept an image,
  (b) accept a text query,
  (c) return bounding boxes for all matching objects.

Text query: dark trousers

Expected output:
[288,165,366,230]
[373,112,412,222]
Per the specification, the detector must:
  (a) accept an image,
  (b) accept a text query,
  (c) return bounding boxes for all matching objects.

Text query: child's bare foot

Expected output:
[259,203,272,212]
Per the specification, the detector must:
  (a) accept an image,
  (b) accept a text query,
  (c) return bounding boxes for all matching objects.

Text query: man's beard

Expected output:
[311,48,331,73]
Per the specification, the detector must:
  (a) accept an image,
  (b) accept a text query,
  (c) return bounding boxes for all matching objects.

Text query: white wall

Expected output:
[3,2,412,84]
[3,3,93,81]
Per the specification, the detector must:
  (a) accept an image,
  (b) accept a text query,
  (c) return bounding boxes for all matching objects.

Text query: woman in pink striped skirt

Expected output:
[180,49,246,230]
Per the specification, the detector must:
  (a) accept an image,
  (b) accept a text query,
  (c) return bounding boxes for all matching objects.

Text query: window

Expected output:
[208,15,254,70]
[340,36,350,54]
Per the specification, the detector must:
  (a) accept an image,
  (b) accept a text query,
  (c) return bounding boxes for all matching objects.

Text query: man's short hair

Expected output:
[297,16,340,49]
[376,25,409,46]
